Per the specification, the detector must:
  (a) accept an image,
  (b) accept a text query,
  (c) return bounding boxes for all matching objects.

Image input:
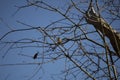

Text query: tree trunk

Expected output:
[85,15,120,58]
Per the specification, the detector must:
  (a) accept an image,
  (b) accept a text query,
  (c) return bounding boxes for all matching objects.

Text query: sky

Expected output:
[0,0,67,80]
[0,0,120,80]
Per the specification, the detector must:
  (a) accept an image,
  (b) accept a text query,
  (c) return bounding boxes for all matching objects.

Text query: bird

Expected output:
[57,37,62,45]
[33,52,38,59]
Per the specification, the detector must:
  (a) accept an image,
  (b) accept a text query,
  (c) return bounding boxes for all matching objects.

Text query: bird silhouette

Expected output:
[33,52,38,59]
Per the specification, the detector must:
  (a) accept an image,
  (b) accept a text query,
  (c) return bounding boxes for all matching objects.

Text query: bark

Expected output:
[85,13,120,58]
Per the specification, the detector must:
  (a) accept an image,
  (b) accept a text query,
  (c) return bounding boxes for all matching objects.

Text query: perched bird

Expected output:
[33,52,38,59]
[51,37,63,50]
[57,37,62,45]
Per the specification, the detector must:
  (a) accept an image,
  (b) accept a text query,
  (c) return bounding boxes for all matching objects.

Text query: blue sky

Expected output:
[0,0,120,80]
[0,0,67,80]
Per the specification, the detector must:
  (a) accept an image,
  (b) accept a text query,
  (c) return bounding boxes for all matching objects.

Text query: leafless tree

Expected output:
[0,0,120,80]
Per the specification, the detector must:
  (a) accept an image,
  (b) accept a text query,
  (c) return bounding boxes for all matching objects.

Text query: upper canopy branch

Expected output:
[85,2,120,58]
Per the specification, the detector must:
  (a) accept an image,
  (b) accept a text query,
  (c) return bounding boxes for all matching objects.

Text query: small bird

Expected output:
[33,52,38,59]
[57,37,62,45]
[52,37,63,50]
